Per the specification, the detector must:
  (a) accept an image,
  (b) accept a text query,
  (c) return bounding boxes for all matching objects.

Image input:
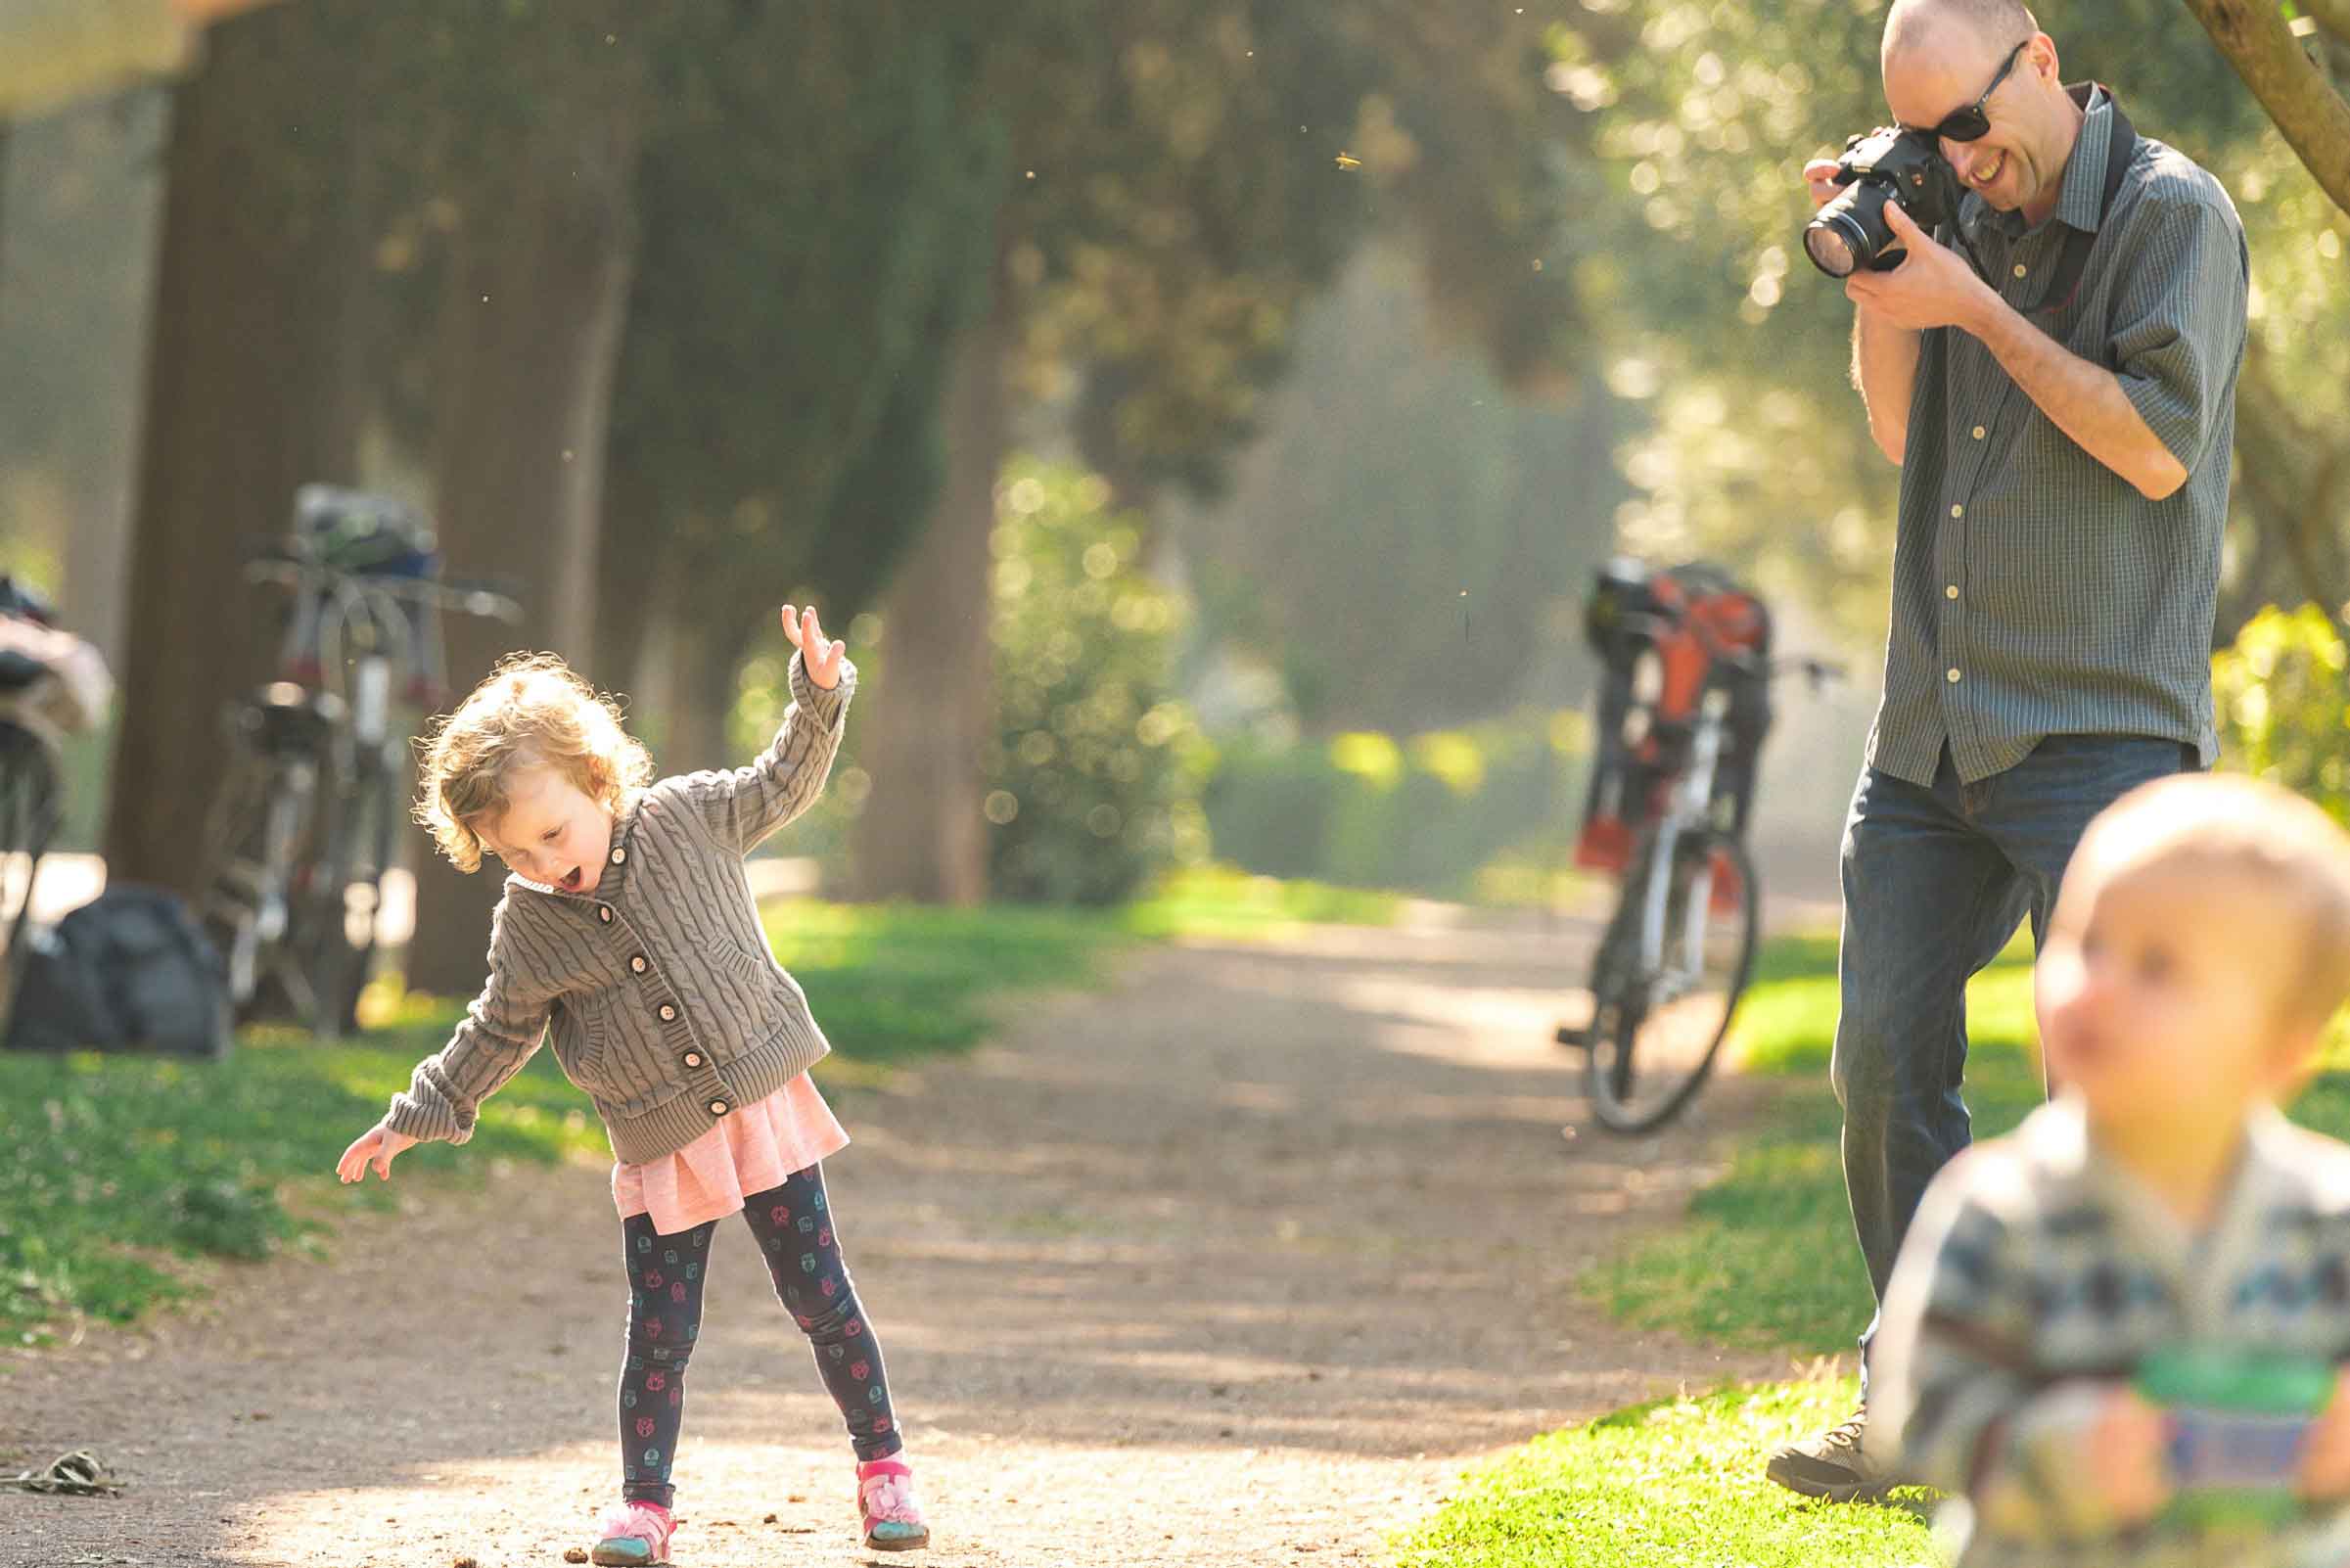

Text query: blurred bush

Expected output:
[1203,708,1590,899]
[2213,603,2350,819]
[979,457,1210,904]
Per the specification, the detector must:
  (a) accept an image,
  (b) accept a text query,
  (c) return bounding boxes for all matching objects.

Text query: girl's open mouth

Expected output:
[561,867,583,892]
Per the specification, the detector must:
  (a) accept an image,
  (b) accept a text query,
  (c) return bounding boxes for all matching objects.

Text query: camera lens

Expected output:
[1804,218,1865,278]
[1804,177,1892,279]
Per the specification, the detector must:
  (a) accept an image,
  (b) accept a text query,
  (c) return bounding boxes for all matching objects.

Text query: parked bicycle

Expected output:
[200,486,520,1036]
[1557,559,1840,1133]
[0,576,112,1032]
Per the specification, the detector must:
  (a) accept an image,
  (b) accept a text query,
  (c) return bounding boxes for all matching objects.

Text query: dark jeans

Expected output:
[1835,734,2197,1402]
[618,1162,901,1508]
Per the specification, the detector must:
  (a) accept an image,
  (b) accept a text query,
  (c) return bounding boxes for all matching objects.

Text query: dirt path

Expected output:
[7,911,1805,1568]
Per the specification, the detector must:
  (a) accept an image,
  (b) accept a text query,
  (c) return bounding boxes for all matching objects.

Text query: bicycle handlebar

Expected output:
[1608,609,1846,693]
[242,547,525,623]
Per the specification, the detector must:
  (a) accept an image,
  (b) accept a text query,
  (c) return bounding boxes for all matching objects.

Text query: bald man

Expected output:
[1770,0,2246,1500]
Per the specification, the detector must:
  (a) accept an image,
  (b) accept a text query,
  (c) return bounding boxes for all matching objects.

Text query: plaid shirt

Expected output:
[1871,89,2249,787]
[1874,1098,2350,1568]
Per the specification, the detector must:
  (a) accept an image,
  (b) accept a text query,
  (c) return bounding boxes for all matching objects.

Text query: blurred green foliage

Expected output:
[981,457,1211,904]
[599,4,1001,717]
[2213,604,2350,819]
[1179,246,1621,737]
[1204,707,1590,898]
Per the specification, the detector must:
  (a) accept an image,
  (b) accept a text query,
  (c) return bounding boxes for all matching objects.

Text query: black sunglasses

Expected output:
[1907,38,2029,143]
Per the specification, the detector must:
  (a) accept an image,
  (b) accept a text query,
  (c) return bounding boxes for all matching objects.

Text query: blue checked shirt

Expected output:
[1870,89,2249,787]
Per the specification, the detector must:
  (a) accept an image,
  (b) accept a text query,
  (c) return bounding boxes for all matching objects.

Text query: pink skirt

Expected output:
[610,1074,850,1236]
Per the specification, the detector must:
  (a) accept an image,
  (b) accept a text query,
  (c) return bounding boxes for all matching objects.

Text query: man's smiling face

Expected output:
[1883,26,2065,221]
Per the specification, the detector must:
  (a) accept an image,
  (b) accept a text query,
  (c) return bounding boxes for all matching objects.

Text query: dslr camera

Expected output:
[1803,126,1965,278]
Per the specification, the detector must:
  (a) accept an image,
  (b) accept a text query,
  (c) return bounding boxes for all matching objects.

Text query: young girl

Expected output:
[337,604,928,1565]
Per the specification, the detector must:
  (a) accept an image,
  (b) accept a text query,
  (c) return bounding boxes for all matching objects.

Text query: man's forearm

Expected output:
[1961,294,2188,500]
[1852,306,1922,465]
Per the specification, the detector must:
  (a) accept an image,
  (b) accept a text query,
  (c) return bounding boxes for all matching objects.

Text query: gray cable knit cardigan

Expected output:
[385,652,854,1165]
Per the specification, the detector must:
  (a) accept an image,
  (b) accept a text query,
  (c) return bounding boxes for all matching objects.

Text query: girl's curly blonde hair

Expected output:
[414,652,655,872]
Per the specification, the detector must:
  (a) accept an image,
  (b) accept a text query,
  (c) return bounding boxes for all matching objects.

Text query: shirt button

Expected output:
[610,847,626,865]
[708,1099,729,1117]
[659,1003,678,1022]
[597,905,614,924]
[630,955,648,974]
[683,1051,704,1069]
[1945,584,1960,600]
[1947,668,1963,683]
[1971,425,1987,440]
[2011,262,2027,278]
[1950,503,1964,519]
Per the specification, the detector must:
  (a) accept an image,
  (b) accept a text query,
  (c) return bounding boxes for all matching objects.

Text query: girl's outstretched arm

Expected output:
[364,896,560,1159]
[664,603,857,855]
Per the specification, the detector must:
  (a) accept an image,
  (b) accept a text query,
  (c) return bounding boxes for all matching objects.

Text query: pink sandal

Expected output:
[591,1499,676,1566]
[856,1456,930,1551]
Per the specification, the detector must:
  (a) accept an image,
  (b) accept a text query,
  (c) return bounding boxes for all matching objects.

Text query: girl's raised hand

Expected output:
[780,603,848,690]
[337,1121,418,1183]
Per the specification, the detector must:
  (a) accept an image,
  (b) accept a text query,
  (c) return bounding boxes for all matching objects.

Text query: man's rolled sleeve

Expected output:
[2108,197,2247,476]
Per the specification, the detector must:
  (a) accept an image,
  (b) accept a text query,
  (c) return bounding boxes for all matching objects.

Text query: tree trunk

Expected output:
[103,10,364,897]
[661,606,752,776]
[400,110,641,994]
[2184,0,2350,217]
[593,461,667,717]
[849,265,1014,904]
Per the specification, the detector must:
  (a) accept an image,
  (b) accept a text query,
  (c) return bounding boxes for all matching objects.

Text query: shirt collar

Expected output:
[2051,85,2114,234]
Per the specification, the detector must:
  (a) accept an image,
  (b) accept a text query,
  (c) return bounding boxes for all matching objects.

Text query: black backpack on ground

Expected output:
[5,885,232,1060]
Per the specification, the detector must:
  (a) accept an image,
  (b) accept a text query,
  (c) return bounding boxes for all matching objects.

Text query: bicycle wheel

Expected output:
[200,691,335,1026]
[200,744,316,1023]
[1586,830,1759,1133]
[303,750,397,1036]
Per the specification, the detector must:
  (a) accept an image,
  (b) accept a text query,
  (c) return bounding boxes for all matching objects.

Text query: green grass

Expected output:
[0,875,1395,1346]
[1591,929,2350,1357]
[1117,862,1402,939]
[759,899,1129,1067]
[1579,929,2046,1356]
[0,1003,606,1347]
[1395,1376,1942,1568]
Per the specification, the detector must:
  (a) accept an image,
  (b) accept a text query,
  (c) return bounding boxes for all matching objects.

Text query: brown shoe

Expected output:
[1765,1409,1900,1501]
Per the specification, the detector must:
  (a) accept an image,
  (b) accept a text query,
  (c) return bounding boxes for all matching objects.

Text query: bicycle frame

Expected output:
[1635,687,1731,1007]
[207,543,520,1030]
[257,557,440,738]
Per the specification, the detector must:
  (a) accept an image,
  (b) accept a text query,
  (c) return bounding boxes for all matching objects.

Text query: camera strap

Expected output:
[2027,82,2136,319]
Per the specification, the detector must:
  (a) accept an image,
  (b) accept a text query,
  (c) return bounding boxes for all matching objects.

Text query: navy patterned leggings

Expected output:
[618,1162,900,1507]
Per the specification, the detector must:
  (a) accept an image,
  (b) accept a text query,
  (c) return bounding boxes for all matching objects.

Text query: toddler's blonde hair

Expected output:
[2083,771,2350,1037]
[414,652,654,872]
